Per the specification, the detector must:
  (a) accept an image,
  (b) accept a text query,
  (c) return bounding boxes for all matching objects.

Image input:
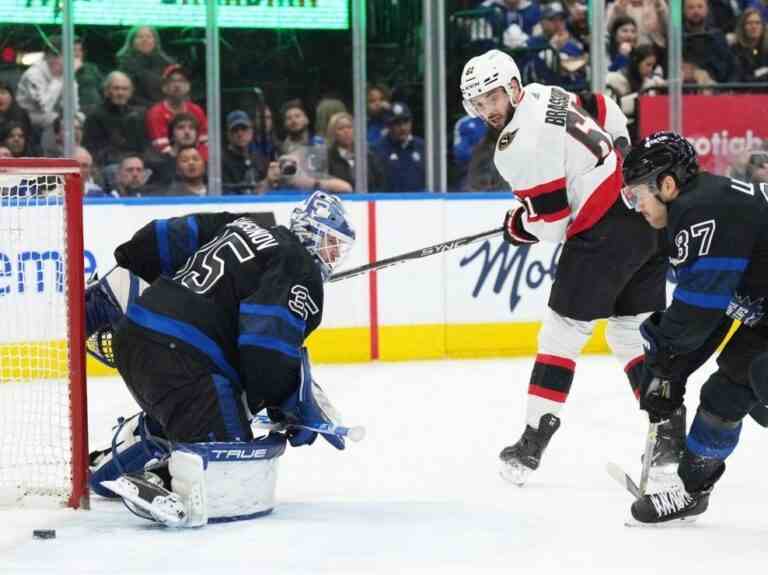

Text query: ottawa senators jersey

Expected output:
[493,83,627,243]
[114,213,324,413]
[658,172,768,356]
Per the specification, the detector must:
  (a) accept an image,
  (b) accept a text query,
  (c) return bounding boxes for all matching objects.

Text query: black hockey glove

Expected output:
[639,370,685,423]
[639,312,685,422]
[502,206,539,247]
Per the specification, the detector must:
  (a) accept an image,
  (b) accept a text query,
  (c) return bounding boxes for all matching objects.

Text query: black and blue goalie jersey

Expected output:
[113,212,324,413]
[660,173,768,355]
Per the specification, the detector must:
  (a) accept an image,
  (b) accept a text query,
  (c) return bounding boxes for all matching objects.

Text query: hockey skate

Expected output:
[646,406,687,489]
[101,472,189,527]
[499,414,560,486]
[629,448,725,526]
[629,483,711,525]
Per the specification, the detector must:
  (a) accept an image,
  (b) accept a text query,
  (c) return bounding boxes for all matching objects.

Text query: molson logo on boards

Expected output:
[459,241,560,312]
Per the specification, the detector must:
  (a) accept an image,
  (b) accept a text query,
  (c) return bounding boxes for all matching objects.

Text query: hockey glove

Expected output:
[639,370,685,423]
[277,348,345,450]
[502,206,539,247]
[639,312,686,422]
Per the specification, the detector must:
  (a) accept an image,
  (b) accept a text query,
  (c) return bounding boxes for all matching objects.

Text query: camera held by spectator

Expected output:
[278,155,298,177]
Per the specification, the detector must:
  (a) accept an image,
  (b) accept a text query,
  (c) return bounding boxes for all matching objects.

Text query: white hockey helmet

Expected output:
[460,49,522,118]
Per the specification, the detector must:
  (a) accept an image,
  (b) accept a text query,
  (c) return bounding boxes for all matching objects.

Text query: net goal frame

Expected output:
[0,158,88,509]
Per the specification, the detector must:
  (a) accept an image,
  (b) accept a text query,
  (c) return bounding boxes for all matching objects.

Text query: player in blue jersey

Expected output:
[622,132,768,524]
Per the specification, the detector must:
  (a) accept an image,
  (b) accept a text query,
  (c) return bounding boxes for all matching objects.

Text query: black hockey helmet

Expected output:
[623,131,699,188]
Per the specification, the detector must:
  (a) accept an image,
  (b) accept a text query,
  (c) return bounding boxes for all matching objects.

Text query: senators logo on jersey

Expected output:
[498,130,518,151]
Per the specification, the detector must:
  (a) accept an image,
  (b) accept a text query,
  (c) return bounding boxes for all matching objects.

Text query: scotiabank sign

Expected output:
[638,94,767,174]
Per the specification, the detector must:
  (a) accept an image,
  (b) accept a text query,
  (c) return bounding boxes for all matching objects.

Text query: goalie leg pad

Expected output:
[89,413,170,498]
[183,433,286,523]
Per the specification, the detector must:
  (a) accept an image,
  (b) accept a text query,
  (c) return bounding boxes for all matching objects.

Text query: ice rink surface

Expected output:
[2,355,766,575]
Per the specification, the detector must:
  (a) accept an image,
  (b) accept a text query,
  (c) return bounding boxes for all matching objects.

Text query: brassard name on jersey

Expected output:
[229,217,278,251]
[544,87,569,127]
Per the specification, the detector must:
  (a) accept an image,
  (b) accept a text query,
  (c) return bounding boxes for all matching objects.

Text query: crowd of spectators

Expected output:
[1,2,768,197]
[453,0,768,189]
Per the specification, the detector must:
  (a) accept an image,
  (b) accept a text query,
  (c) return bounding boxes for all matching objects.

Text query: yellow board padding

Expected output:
[4,319,742,379]
[378,320,609,361]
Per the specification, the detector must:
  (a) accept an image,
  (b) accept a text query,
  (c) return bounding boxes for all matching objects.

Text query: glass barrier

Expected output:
[6,3,768,194]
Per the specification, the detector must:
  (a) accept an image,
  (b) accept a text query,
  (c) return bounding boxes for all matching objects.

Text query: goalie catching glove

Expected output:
[502,206,539,246]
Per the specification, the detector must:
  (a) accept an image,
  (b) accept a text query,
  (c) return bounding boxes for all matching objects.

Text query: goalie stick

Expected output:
[328,226,504,283]
[251,415,366,442]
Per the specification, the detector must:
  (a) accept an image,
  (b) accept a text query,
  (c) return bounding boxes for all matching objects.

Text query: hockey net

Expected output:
[0,159,88,508]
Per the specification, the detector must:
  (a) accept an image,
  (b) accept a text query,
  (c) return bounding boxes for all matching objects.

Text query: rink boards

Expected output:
[1,193,610,377]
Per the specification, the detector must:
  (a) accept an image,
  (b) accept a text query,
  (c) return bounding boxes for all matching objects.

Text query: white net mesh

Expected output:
[0,174,75,505]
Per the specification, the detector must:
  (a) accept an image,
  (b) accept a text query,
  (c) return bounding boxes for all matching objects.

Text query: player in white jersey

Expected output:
[460,49,681,485]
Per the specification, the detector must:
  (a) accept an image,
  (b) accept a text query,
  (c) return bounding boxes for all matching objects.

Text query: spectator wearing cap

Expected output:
[83,71,146,171]
[452,115,487,190]
[167,146,208,197]
[525,4,587,90]
[278,99,323,155]
[367,84,391,146]
[0,81,32,140]
[117,26,176,107]
[145,64,208,156]
[222,110,271,195]
[373,102,426,194]
[16,35,79,132]
[479,0,542,38]
[144,112,205,190]
[683,0,737,83]
[326,112,389,192]
[734,8,768,84]
[607,0,668,49]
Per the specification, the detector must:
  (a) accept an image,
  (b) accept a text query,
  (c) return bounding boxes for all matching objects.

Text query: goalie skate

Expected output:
[499,414,560,486]
[101,472,189,527]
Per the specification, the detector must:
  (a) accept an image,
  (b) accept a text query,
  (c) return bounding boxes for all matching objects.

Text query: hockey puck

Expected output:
[33,529,56,540]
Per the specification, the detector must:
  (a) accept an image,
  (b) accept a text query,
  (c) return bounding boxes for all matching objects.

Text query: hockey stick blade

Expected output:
[606,462,641,499]
[328,227,504,282]
[251,415,366,442]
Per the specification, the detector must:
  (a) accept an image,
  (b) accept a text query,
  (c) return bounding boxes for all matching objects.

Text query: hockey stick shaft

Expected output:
[251,415,366,442]
[606,462,641,499]
[328,226,504,283]
[639,421,659,496]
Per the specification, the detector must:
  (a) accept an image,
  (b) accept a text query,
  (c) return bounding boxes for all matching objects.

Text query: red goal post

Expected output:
[0,158,88,509]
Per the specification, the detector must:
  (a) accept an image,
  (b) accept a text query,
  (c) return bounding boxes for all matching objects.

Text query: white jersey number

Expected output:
[174,230,256,294]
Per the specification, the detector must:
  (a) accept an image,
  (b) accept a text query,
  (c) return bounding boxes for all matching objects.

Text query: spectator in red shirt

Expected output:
[145,64,208,156]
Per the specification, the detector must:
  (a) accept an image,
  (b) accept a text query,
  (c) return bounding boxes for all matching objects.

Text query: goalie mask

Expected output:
[460,49,522,118]
[290,192,356,281]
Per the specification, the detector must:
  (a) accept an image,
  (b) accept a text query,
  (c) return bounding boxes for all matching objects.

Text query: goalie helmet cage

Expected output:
[0,158,88,509]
